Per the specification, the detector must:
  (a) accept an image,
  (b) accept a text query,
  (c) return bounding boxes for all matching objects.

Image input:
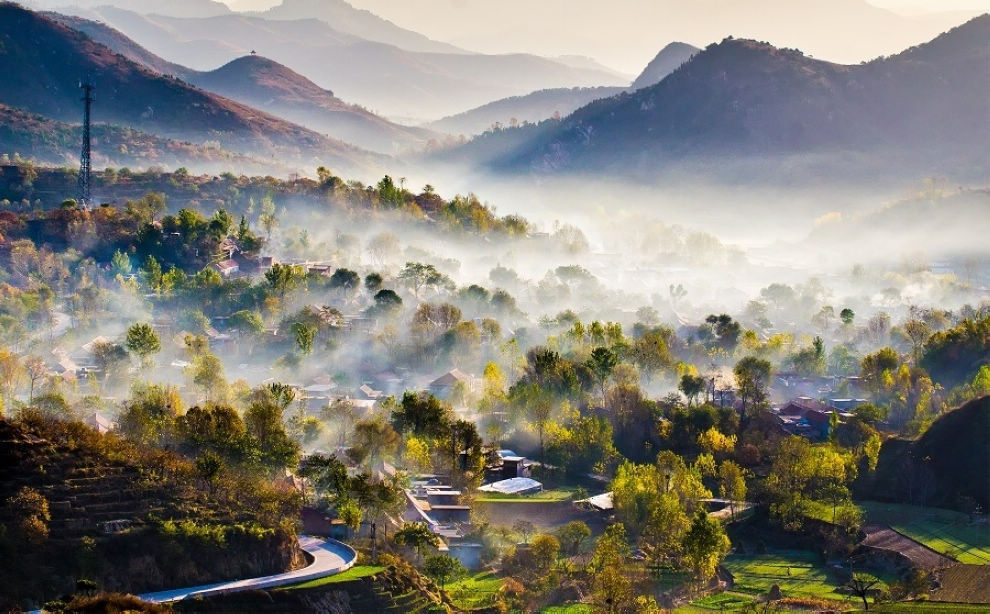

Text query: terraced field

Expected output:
[446,571,502,610]
[860,503,990,566]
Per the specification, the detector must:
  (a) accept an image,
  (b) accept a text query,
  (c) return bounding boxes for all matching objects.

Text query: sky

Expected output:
[225,0,990,14]
[223,0,988,73]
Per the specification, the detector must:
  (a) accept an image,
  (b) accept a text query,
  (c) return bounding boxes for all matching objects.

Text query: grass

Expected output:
[862,602,990,613]
[721,549,851,601]
[859,502,990,566]
[446,571,502,609]
[277,565,385,590]
[540,605,593,613]
[475,488,581,503]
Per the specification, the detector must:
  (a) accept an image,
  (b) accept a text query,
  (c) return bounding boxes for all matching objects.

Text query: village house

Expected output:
[428,369,477,401]
[213,259,240,278]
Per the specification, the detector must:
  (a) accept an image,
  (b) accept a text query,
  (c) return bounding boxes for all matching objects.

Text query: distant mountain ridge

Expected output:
[253,0,467,55]
[0,3,382,174]
[426,87,625,137]
[426,41,700,137]
[51,5,630,121]
[443,15,990,182]
[48,11,441,154]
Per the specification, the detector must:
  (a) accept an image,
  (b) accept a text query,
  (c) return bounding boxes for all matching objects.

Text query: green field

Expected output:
[446,571,502,609]
[721,550,852,601]
[475,488,581,503]
[540,605,593,613]
[863,602,990,613]
[860,502,990,565]
[277,565,385,590]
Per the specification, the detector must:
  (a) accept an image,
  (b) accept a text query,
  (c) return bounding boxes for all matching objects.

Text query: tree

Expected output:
[399,262,453,299]
[350,418,399,467]
[588,524,634,614]
[24,355,45,406]
[422,554,464,590]
[394,522,439,562]
[513,519,536,544]
[847,573,880,610]
[718,461,747,520]
[556,520,591,556]
[530,534,561,572]
[364,273,384,293]
[679,374,706,406]
[587,346,619,403]
[125,323,161,369]
[903,319,931,362]
[6,486,50,546]
[328,268,360,292]
[92,341,129,381]
[291,321,316,355]
[259,194,278,240]
[840,308,855,326]
[734,356,773,412]
[681,510,730,582]
[195,450,224,495]
[265,263,302,300]
[370,289,402,316]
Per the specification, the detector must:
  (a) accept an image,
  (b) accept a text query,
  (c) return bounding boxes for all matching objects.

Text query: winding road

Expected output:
[29,536,356,613]
[138,536,357,603]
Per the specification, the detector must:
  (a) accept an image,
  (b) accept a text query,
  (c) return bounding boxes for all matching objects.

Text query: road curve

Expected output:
[138,536,357,603]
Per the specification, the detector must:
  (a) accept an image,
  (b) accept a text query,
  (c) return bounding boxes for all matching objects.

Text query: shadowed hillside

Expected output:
[0,3,382,174]
[871,396,990,510]
[443,15,989,182]
[0,103,285,174]
[0,414,303,610]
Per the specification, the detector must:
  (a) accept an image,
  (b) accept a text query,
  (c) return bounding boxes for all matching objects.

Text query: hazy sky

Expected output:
[225,0,990,15]
[223,0,987,73]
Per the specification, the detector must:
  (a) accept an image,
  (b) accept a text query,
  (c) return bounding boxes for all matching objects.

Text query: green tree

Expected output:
[556,520,591,556]
[587,346,619,402]
[530,534,561,573]
[259,194,278,240]
[125,323,161,369]
[588,524,634,614]
[422,554,464,590]
[291,321,316,355]
[734,356,773,412]
[681,510,730,581]
[195,450,224,495]
[718,461,747,520]
[847,573,880,610]
[394,522,439,562]
[679,374,706,406]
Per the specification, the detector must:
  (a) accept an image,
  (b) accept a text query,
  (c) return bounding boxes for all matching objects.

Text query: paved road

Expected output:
[138,536,356,603]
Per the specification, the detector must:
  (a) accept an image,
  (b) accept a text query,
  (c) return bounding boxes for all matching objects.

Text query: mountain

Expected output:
[0,103,285,175]
[55,6,630,121]
[190,55,439,153]
[444,15,990,182]
[254,0,466,55]
[46,12,194,79]
[426,87,624,137]
[25,0,232,18]
[46,13,440,154]
[630,42,699,90]
[346,0,981,74]
[426,42,698,137]
[0,4,380,174]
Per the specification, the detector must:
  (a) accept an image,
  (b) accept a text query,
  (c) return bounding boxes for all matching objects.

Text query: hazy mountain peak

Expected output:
[257,0,468,54]
[630,41,700,90]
